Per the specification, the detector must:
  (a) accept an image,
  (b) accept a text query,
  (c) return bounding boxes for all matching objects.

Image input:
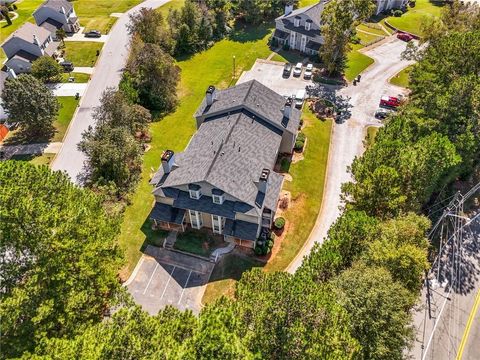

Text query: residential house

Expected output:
[1,22,58,74]
[149,80,301,249]
[33,0,80,38]
[375,0,408,14]
[272,1,330,55]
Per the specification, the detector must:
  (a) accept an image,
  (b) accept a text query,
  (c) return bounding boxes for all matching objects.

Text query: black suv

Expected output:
[85,30,101,38]
[283,63,292,77]
[60,61,74,72]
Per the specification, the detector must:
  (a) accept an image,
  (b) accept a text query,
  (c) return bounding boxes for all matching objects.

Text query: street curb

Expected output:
[123,255,146,286]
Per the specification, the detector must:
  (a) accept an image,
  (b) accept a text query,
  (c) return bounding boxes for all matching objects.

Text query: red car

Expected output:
[397,32,413,42]
[380,96,401,108]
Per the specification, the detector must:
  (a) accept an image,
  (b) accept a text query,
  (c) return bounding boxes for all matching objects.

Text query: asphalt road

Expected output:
[286,36,414,273]
[51,0,171,183]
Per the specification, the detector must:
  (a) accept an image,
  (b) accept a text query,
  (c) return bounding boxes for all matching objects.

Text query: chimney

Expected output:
[161,150,175,174]
[33,34,39,45]
[284,97,293,119]
[206,85,216,106]
[285,3,293,16]
[258,169,270,194]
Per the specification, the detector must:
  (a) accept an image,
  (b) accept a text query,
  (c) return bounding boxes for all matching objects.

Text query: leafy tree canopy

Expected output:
[0,161,123,358]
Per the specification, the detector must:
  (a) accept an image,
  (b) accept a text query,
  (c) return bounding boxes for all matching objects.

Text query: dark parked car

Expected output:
[397,32,413,42]
[85,30,101,38]
[283,63,292,77]
[374,108,393,119]
[60,61,74,72]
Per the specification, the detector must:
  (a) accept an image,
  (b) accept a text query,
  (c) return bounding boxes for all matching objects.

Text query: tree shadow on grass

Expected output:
[140,218,169,251]
[2,125,55,146]
[228,21,272,43]
[209,250,265,284]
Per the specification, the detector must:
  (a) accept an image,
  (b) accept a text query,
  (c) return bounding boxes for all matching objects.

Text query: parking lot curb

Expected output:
[123,255,146,286]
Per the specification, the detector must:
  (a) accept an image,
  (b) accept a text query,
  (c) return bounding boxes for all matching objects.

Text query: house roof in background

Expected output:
[2,22,51,46]
[35,0,73,14]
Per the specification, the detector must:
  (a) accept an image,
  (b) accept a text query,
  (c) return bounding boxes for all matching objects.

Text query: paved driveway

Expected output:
[51,0,172,183]
[126,246,214,315]
[47,83,88,96]
[286,36,415,273]
[237,59,312,97]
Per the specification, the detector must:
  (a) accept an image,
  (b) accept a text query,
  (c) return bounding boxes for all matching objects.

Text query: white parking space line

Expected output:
[160,266,176,300]
[142,262,159,295]
[178,270,193,305]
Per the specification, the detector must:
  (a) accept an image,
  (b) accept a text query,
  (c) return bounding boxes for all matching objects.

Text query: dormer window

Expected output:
[188,184,201,199]
[305,20,312,31]
[212,189,224,205]
[294,16,300,27]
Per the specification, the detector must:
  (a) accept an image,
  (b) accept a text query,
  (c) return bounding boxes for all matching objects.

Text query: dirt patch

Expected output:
[276,190,291,217]
[284,173,293,182]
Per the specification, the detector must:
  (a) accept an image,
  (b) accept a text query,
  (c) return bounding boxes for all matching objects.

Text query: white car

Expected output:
[293,62,303,77]
[304,64,313,79]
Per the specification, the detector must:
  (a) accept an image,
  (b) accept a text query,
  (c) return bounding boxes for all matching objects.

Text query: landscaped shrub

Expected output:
[274,217,286,230]
[299,119,304,128]
[294,139,305,151]
[393,9,403,17]
[409,0,416,7]
[270,232,276,242]
[350,35,361,44]
[297,132,306,142]
[280,158,290,172]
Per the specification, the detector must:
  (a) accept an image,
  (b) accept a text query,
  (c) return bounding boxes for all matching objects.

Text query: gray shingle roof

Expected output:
[154,110,283,210]
[277,1,329,27]
[40,18,64,33]
[195,80,300,135]
[149,203,186,225]
[3,22,51,46]
[37,0,73,13]
[224,219,259,241]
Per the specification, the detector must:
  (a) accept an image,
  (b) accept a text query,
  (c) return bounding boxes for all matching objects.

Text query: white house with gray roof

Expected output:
[149,80,301,249]
[2,22,58,74]
[33,0,80,37]
[272,1,330,55]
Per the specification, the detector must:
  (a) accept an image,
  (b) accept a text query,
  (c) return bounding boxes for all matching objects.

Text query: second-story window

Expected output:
[189,189,201,199]
[294,17,300,27]
[212,194,224,204]
[305,21,311,31]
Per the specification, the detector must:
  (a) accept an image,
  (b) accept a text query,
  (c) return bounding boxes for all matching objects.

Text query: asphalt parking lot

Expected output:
[237,59,313,97]
[126,246,214,315]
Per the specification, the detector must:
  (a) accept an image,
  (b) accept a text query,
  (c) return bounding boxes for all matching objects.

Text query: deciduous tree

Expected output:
[31,55,63,83]
[1,74,58,136]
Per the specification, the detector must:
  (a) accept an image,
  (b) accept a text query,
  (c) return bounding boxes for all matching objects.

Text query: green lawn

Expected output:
[383,0,444,36]
[62,42,103,67]
[365,126,379,149]
[202,253,264,304]
[174,229,224,257]
[356,30,383,46]
[270,49,306,64]
[357,23,388,36]
[10,153,56,166]
[60,72,91,83]
[0,0,44,43]
[117,20,274,278]
[53,97,79,142]
[73,0,143,33]
[264,109,332,272]
[345,44,374,81]
[390,64,413,88]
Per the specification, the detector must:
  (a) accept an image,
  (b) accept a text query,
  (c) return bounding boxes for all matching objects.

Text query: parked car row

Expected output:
[283,62,314,80]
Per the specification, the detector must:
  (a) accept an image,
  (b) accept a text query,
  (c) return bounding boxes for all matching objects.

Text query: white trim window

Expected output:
[212,194,224,204]
[305,21,311,31]
[189,210,203,229]
[212,215,223,234]
[294,18,300,27]
[189,189,201,199]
